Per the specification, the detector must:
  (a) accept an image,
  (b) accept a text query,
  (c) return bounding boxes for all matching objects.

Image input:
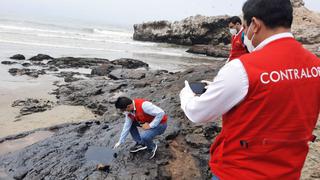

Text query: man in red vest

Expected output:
[113,97,168,159]
[227,16,248,62]
[180,0,320,179]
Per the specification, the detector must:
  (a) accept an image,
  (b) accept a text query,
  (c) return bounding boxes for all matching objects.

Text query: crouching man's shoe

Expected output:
[149,143,158,159]
[130,143,147,153]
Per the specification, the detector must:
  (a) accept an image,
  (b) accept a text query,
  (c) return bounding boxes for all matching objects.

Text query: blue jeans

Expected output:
[130,121,167,150]
[212,174,219,180]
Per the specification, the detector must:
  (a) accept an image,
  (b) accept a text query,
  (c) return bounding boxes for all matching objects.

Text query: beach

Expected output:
[0,0,319,179]
[0,18,220,138]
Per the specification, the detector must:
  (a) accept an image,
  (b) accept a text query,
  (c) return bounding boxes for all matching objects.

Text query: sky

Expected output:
[0,0,319,27]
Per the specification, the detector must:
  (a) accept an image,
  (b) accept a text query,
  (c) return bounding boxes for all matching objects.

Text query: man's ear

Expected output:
[128,104,133,110]
[251,17,262,34]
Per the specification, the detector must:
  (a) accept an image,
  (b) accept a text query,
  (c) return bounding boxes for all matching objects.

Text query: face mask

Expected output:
[229,28,237,36]
[244,23,255,52]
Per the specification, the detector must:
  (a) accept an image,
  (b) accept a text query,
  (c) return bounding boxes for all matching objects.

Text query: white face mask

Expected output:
[244,23,255,53]
[229,28,237,36]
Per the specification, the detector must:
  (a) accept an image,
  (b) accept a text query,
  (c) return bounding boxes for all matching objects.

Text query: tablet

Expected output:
[189,82,207,94]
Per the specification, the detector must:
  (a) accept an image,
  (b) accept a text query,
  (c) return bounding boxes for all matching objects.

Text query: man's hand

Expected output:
[142,123,151,130]
[113,141,121,149]
[201,80,212,89]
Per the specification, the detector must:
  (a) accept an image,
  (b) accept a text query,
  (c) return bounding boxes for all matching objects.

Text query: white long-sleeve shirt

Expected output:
[180,32,294,123]
[118,101,165,144]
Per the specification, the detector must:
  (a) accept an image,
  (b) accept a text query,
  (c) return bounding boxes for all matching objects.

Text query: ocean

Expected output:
[0,18,219,71]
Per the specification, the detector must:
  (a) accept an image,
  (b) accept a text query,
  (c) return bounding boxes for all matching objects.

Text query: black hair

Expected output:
[228,16,242,25]
[242,0,293,28]
[115,97,132,109]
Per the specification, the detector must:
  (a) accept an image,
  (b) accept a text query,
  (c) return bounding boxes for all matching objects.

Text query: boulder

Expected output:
[91,64,117,76]
[46,66,59,72]
[10,54,25,60]
[48,57,109,69]
[1,61,18,65]
[109,69,146,80]
[8,68,46,78]
[29,54,53,61]
[22,62,32,67]
[12,98,54,116]
[111,58,149,69]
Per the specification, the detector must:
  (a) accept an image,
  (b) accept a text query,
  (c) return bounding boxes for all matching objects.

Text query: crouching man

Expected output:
[113,97,168,159]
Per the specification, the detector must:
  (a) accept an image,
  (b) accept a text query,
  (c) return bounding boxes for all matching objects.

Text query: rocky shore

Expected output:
[0,53,225,179]
[0,52,319,179]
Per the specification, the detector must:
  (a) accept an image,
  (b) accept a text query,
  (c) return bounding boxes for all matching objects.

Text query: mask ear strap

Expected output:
[247,20,255,40]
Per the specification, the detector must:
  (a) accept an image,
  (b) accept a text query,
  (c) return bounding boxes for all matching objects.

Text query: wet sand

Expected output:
[0,131,54,156]
[0,64,95,138]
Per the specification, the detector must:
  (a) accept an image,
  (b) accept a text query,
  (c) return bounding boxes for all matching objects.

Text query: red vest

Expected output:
[210,37,320,179]
[132,99,167,124]
[229,29,248,61]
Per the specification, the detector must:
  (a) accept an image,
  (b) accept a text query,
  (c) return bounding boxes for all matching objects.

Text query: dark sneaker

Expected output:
[149,143,158,159]
[130,143,147,153]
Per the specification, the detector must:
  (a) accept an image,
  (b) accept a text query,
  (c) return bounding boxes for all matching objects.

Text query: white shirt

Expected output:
[180,32,294,123]
[118,101,165,144]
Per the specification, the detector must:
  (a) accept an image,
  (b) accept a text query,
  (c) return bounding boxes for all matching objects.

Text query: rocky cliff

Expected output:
[133,15,231,46]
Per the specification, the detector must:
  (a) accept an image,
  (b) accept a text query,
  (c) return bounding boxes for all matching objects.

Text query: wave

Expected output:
[0,24,71,35]
[37,33,156,46]
[0,24,132,39]
[0,29,156,47]
[0,39,188,57]
[91,28,132,37]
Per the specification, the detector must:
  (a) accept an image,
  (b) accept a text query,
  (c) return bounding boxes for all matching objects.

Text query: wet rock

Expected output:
[186,44,230,58]
[11,98,54,116]
[111,58,149,69]
[133,81,150,88]
[48,57,109,69]
[87,171,109,179]
[55,71,83,82]
[1,61,18,65]
[185,134,210,148]
[21,62,32,67]
[32,61,46,66]
[91,64,118,76]
[46,66,59,72]
[64,76,82,83]
[109,69,146,80]
[133,15,230,45]
[56,71,81,78]
[8,68,46,78]
[29,54,53,61]
[165,122,181,140]
[12,167,28,180]
[10,54,25,60]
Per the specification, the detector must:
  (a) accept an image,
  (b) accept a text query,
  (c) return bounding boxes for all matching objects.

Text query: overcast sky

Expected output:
[0,0,319,27]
